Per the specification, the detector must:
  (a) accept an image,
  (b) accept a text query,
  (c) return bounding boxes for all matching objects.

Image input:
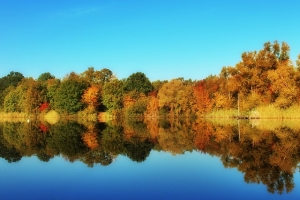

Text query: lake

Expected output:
[0,119,300,199]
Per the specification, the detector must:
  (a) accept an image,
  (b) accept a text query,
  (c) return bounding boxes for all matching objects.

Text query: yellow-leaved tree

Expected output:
[82,85,101,110]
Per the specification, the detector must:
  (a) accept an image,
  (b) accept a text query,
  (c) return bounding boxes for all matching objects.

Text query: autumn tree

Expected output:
[81,67,114,85]
[144,95,159,118]
[267,61,297,108]
[293,54,300,100]
[22,78,47,113]
[152,80,167,91]
[193,80,211,114]
[158,79,197,116]
[4,78,46,113]
[221,41,294,111]
[82,85,101,110]
[158,79,182,114]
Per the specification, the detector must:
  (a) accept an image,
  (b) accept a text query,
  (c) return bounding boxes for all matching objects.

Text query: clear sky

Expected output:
[1,0,300,81]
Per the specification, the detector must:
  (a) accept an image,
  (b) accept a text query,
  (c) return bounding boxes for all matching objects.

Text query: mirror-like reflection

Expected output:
[1,118,300,195]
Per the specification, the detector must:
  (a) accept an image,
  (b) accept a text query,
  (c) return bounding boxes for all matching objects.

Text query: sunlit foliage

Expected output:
[82,85,101,110]
[54,78,89,113]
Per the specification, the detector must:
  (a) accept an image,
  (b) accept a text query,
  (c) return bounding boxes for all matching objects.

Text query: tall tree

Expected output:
[102,79,125,111]
[0,71,24,110]
[82,85,101,110]
[22,78,47,113]
[225,41,292,109]
[37,72,55,82]
[124,72,153,95]
[158,79,196,115]
[267,62,297,108]
[4,78,46,113]
[4,86,23,112]
[54,79,89,113]
[81,67,114,85]
[193,80,211,114]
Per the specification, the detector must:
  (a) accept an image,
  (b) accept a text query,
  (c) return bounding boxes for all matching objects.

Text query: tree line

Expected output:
[1,41,300,118]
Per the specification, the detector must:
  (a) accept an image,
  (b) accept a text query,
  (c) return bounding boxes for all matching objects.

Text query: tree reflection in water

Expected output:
[0,118,300,194]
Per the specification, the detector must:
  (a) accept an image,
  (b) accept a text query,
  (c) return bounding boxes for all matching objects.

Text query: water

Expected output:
[0,119,300,199]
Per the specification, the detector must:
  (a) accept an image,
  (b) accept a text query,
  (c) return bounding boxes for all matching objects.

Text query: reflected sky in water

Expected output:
[1,150,300,200]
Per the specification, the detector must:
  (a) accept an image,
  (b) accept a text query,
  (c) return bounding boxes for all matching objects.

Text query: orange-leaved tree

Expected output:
[193,80,211,115]
[82,85,101,110]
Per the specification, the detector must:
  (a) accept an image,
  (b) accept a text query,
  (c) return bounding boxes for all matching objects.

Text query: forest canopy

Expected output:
[1,41,300,118]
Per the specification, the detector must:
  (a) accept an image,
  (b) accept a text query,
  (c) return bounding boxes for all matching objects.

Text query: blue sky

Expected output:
[1,0,300,81]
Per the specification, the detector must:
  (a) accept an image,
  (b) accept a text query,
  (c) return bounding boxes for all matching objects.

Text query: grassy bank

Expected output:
[205,105,300,119]
[254,105,300,119]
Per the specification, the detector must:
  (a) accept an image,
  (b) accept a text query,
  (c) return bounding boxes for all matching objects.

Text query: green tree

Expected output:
[102,79,125,111]
[37,72,55,82]
[46,78,61,108]
[0,71,24,110]
[124,72,153,95]
[54,79,89,113]
[4,86,23,112]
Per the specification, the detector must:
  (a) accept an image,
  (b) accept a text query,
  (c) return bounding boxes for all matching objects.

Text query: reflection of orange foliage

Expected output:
[39,123,48,133]
[39,102,50,112]
[82,131,99,149]
[145,118,159,142]
[193,121,213,151]
[213,127,230,142]
[194,131,210,151]
[124,127,135,139]
[270,141,298,174]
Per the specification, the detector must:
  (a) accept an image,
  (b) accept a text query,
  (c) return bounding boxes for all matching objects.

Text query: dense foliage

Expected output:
[1,41,300,117]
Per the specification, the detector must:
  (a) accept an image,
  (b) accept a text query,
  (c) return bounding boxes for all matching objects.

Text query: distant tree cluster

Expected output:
[1,41,300,116]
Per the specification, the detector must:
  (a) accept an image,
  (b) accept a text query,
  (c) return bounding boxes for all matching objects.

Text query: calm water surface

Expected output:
[1,119,300,199]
